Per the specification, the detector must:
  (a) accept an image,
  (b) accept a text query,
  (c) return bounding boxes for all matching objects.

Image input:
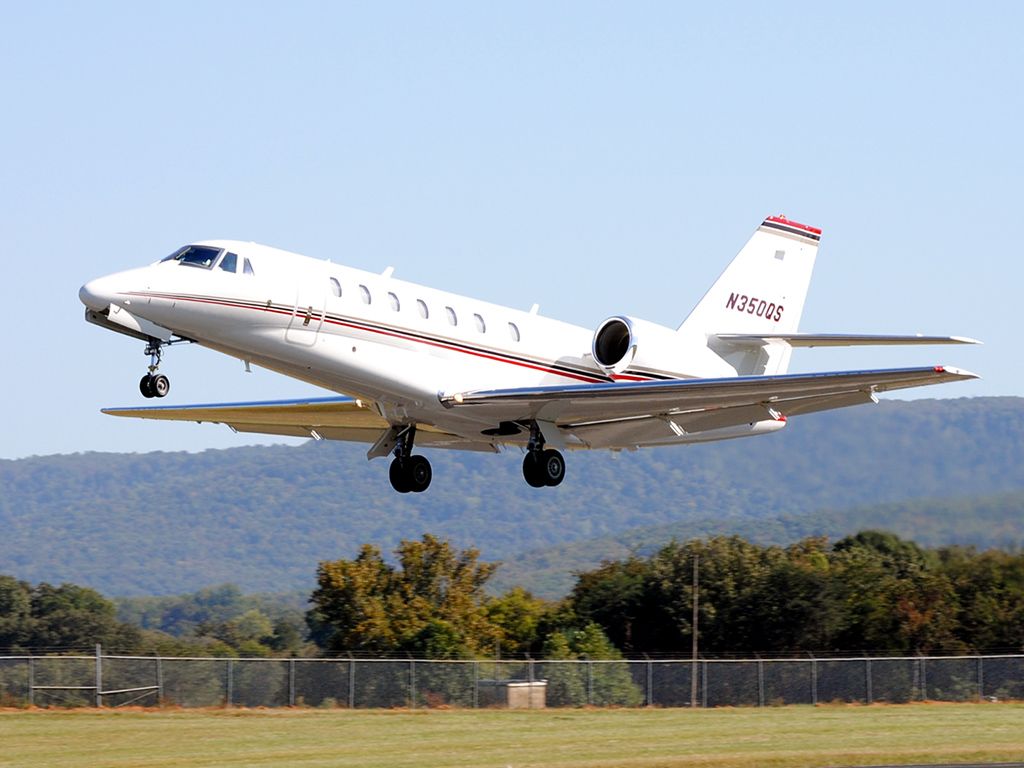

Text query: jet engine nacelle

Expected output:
[591,315,687,375]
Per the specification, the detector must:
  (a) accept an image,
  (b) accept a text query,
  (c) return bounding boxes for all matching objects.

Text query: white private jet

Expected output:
[80,215,979,493]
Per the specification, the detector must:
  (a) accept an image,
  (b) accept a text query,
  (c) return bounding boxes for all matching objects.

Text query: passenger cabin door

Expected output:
[285,281,326,346]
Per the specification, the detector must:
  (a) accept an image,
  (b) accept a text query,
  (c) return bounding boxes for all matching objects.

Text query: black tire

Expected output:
[151,374,170,398]
[139,375,155,398]
[522,453,546,488]
[541,449,565,487]
[389,458,412,493]
[406,455,432,493]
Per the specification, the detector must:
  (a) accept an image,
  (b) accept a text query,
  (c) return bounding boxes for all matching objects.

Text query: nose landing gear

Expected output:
[139,339,170,399]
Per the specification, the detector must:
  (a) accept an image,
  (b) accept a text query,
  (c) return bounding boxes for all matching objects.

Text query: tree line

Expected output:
[2,530,1023,658]
[4,396,1023,600]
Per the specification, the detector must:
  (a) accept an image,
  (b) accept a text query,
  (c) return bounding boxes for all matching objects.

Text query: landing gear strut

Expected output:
[388,426,432,494]
[522,422,565,488]
[139,339,170,399]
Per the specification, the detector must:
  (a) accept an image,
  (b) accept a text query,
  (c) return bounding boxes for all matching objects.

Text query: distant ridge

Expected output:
[1,396,1022,596]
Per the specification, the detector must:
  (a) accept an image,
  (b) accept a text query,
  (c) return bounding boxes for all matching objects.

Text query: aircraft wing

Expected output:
[102,397,498,452]
[441,366,979,427]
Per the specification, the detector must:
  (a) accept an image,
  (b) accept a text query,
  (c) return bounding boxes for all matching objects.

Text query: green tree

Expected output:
[650,536,782,654]
[308,534,500,657]
[570,556,660,653]
[485,587,549,656]
[0,576,33,651]
[829,532,962,653]
[739,538,840,652]
[540,623,642,706]
[939,546,1024,651]
[26,582,141,651]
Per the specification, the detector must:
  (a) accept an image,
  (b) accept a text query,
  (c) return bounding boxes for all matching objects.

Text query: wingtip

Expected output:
[935,365,980,380]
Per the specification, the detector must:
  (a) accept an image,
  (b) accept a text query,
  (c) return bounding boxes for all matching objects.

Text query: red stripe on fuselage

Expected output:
[123,291,625,384]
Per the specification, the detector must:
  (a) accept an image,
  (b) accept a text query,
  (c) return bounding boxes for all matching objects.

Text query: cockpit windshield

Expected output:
[218,251,238,273]
[161,245,223,269]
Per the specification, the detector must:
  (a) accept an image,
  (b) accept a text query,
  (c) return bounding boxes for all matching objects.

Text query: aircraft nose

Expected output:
[79,275,118,311]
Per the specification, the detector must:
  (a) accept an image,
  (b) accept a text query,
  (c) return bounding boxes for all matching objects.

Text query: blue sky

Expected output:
[1,2,1018,459]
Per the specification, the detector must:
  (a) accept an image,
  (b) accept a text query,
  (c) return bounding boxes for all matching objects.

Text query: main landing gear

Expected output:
[522,422,565,488]
[388,426,432,494]
[139,339,170,399]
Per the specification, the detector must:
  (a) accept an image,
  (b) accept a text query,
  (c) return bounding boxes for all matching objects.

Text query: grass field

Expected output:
[1,703,1023,768]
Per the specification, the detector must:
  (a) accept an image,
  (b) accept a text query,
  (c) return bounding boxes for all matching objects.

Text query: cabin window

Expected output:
[388,292,400,311]
[243,258,255,276]
[473,313,486,333]
[508,322,521,342]
[416,299,429,319]
[359,285,371,304]
[218,252,238,273]
[329,277,342,297]
[445,306,457,326]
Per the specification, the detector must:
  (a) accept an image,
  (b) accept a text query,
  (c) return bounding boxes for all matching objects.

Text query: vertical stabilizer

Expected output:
[677,215,821,376]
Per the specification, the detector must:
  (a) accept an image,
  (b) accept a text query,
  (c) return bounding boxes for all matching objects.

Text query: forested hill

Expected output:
[2,396,1022,597]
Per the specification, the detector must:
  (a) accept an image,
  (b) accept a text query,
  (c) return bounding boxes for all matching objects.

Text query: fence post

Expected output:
[95,644,103,708]
[757,658,765,707]
[864,657,873,704]
[645,655,653,707]
[701,660,708,708]
[977,656,984,701]
[156,656,164,706]
[226,659,233,708]
[288,659,295,707]
[472,660,479,709]
[810,655,818,707]
[586,656,594,706]
[348,656,356,710]
[27,657,34,707]
[409,657,416,709]
[920,656,927,701]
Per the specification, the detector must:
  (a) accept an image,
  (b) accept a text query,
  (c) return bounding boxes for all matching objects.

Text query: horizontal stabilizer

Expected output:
[712,333,981,348]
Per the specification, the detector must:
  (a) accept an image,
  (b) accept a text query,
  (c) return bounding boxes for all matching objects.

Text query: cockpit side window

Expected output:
[218,252,238,273]
[161,245,222,269]
[243,258,255,276]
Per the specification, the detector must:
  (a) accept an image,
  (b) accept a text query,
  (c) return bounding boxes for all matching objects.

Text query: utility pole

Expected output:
[691,553,699,708]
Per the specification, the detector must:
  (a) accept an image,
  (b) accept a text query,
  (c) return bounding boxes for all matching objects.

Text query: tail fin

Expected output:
[677,215,821,376]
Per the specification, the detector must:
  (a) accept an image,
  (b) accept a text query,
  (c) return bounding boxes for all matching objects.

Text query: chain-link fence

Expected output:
[1,650,1022,709]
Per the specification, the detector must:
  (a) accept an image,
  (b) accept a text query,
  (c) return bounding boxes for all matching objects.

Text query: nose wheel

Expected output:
[139,339,170,398]
[140,374,170,398]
